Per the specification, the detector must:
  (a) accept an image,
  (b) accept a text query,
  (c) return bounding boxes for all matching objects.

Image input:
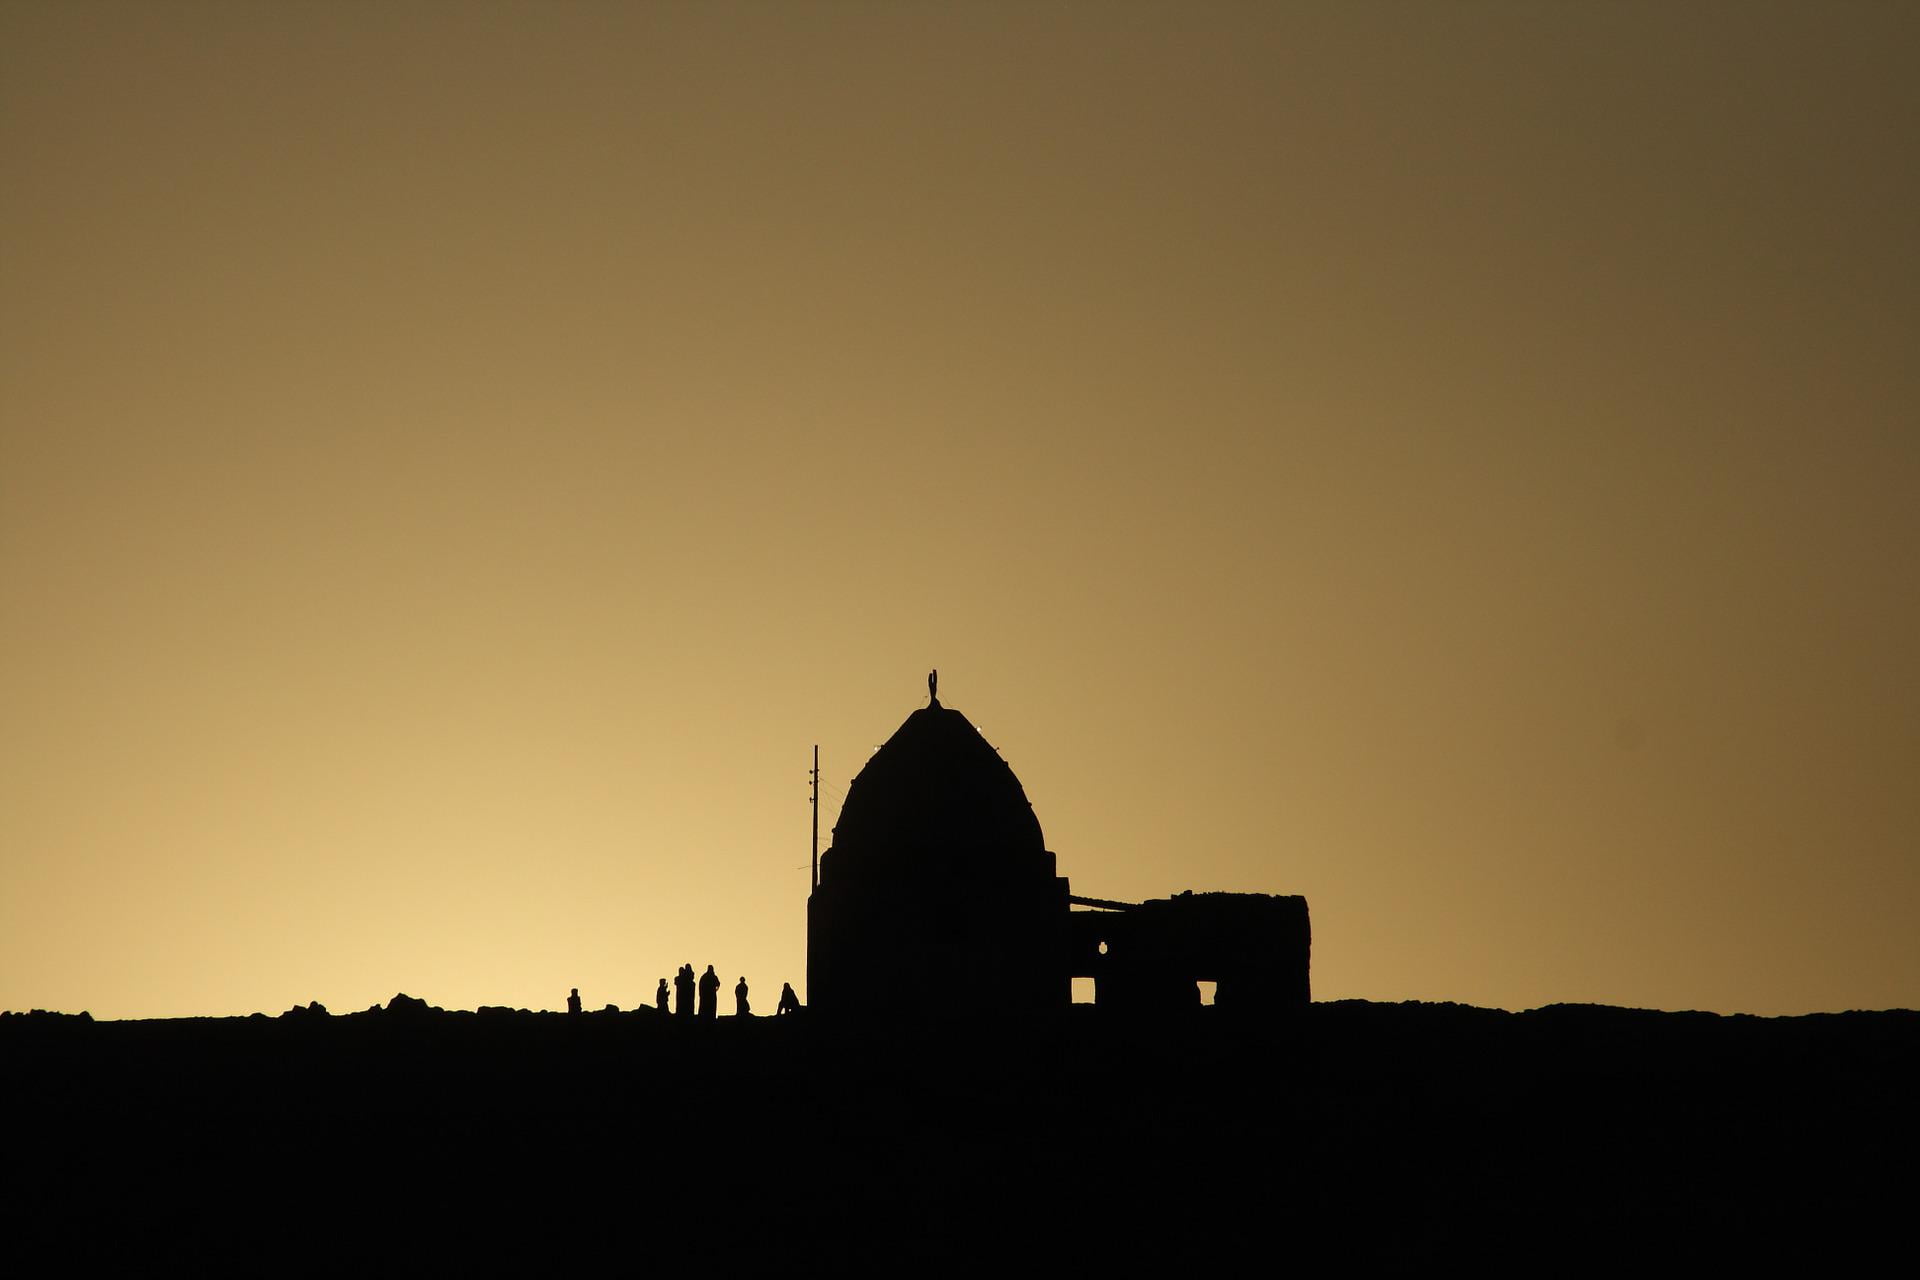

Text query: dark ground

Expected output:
[5,999,1914,1271]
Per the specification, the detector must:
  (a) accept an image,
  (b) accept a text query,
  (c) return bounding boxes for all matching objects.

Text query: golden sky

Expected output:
[4,1,1915,1018]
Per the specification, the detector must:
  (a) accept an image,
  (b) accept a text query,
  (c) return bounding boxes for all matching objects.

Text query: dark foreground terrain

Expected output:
[6,999,1915,1270]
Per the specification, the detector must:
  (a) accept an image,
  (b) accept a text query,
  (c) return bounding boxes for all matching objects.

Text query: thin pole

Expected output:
[810,744,819,893]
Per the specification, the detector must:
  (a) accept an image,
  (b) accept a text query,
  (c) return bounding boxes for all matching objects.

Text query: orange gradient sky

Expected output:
[4,2,1916,1018]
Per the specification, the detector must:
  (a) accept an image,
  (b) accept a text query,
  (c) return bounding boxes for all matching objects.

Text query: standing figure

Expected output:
[674,964,695,1019]
[655,978,670,1014]
[777,983,800,1016]
[567,987,582,1016]
[698,965,720,1021]
[734,976,751,1018]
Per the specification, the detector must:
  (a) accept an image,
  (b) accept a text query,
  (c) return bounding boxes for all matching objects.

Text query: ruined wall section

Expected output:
[1068,892,1311,1013]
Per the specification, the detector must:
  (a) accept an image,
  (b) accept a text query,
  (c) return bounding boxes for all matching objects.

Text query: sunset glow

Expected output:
[3,1,1915,1019]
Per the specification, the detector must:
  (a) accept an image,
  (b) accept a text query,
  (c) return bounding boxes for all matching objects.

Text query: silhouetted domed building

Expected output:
[807,677,1311,1016]
[808,692,1070,1014]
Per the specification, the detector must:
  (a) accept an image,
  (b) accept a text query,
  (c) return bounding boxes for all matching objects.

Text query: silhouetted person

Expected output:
[656,978,670,1013]
[698,965,720,1020]
[674,964,695,1019]
[777,982,800,1016]
[735,976,750,1017]
[567,987,582,1015]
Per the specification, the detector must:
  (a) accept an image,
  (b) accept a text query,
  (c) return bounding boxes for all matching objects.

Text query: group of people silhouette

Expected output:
[645,965,801,1019]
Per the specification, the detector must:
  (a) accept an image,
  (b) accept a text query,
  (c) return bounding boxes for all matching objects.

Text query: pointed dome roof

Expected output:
[830,698,1045,860]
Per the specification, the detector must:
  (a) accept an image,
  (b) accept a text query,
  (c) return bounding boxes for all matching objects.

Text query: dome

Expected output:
[828,698,1045,862]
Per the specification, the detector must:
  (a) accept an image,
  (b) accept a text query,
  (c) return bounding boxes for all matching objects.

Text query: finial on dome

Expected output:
[928,668,939,706]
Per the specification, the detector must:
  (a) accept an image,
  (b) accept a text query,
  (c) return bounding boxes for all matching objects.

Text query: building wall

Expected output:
[808,849,1070,1015]
[1067,892,1311,1012]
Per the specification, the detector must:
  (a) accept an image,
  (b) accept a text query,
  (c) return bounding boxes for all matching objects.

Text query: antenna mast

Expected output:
[810,744,820,893]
